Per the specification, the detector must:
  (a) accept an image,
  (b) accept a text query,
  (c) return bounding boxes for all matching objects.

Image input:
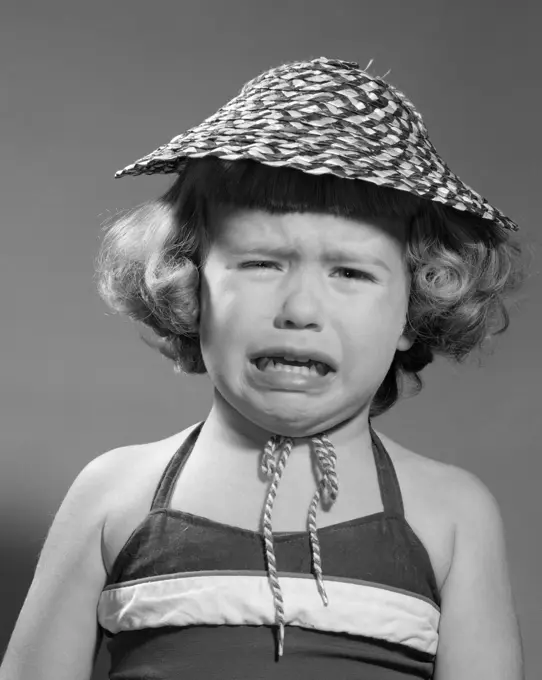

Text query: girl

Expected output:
[1,57,527,680]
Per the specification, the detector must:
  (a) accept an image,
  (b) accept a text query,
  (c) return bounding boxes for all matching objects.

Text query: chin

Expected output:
[249,406,336,439]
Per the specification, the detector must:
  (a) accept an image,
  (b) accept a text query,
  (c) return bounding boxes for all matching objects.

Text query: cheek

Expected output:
[199,275,261,355]
[340,300,403,366]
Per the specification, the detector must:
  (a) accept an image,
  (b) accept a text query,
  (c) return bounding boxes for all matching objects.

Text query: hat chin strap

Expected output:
[259,430,339,659]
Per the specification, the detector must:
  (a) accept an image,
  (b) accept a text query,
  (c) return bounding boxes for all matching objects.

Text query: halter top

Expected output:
[97,420,441,679]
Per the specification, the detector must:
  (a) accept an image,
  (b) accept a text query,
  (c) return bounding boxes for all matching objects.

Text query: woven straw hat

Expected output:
[115,56,519,232]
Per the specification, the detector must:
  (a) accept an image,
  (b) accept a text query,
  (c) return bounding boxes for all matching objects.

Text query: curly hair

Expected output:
[95,157,529,419]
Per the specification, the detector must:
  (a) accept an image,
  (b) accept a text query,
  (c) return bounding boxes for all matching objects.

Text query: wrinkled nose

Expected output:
[275,276,324,331]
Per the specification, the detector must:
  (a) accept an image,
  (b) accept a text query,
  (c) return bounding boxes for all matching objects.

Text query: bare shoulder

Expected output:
[374,428,455,484]
[99,424,200,568]
[99,425,200,502]
[425,452,504,530]
[376,428,493,515]
[373,430,475,591]
[385,429,503,528]
[100,423,200,477]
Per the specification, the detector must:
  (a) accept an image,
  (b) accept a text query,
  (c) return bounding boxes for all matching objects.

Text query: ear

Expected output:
[396,323,414,352]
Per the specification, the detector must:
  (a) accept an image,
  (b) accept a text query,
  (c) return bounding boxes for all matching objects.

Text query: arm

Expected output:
[0,450,119,680]
[434,467,524,680]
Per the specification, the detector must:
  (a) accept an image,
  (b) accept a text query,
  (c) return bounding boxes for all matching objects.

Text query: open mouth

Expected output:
[251,356,334,377]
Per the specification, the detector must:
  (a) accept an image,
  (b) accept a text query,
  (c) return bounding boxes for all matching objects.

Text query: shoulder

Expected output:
[375,428,492,497]
[374,429,504,588]
[395,436,508,579]
[95,423,201,511]
[96,422,201,470]
[422,451,503,532]
[374,428,454,487]
[440,462,508,563]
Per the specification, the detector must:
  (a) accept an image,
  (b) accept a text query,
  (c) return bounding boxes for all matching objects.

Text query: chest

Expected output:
[103,431,455,592]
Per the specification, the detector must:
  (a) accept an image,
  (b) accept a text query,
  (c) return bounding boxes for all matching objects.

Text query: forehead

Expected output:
[209,207,407,250]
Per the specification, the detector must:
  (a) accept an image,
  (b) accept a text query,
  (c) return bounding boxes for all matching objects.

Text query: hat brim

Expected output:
[115,131,519,233]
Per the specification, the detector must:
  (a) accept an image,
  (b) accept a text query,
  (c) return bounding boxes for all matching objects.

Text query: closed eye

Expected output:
[241,261,277,270]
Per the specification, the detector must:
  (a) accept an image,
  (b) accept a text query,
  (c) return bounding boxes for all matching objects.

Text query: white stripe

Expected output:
[98,572,439,654]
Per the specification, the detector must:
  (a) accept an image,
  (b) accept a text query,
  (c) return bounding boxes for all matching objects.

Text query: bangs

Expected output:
[174,156,427,223]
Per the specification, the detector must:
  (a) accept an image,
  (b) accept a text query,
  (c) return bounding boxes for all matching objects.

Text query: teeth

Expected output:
[256,358,271,371]
[255,357,329,376]
[283,355,309,363]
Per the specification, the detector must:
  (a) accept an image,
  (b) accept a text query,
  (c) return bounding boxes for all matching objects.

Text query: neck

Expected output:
[199,388,375,468]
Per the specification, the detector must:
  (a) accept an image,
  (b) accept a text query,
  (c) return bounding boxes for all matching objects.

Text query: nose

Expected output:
[274,271,324,331]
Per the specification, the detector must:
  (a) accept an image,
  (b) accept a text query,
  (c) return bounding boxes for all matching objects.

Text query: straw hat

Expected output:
[115,56,519,233]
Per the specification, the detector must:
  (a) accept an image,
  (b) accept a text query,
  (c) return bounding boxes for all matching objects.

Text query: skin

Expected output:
[194,206,414,479]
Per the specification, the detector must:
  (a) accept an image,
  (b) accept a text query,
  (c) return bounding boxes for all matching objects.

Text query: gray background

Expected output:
[1,1,540,678]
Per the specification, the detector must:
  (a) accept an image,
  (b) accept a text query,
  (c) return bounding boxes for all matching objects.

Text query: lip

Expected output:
[248,345,338,372]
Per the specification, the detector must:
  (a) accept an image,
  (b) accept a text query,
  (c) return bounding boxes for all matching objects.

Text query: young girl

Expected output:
[1,57,527,680]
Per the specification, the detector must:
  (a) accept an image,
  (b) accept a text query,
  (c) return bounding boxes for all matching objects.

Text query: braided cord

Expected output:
[260,435,293,658]
[260,431,339,659]
[308,434,339,606]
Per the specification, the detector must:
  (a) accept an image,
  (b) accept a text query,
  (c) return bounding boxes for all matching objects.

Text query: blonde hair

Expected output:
[95,157,529,418]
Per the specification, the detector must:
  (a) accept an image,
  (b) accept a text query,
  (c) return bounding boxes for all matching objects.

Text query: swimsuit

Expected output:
[98,419,441,678]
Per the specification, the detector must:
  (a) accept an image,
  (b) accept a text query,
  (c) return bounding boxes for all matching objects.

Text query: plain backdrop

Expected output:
[1,1,540,678]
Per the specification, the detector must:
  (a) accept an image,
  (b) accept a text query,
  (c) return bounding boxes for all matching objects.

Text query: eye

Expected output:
[335,267,376,282]
[240,261,279,270]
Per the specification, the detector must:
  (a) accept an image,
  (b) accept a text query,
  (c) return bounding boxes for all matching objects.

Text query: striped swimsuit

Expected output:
[98,420,441,678]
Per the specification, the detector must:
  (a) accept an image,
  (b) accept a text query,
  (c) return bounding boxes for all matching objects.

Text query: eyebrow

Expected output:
[232,245,392,273]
